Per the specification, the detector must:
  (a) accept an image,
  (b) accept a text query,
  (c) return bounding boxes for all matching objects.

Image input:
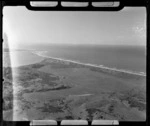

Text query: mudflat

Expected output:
[3,58,146,121]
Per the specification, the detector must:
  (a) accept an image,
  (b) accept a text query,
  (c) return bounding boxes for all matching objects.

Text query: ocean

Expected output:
[34,44,146,74]
[3,44,146,74]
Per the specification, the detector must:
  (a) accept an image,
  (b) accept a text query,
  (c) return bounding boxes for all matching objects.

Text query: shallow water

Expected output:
[3,51,44,67]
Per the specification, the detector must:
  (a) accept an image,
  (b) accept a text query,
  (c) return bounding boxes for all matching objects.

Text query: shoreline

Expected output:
[32,51,146,77]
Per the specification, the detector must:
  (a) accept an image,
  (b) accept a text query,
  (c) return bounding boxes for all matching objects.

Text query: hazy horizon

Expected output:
[3,6,146,49]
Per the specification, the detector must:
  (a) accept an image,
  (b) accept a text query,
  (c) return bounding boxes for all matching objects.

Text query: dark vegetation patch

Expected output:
[87,108,105,120]
[16,65,31,70]
[71,98,89,107]
[15,70,40,82]
[57,99,65,106]
[3,67,12,80]
[3,97,13,111]
[3,81,12,90]
[38,103,63,113]
[3,67,13,111]
[86,99,110,109]
[22,84,71,94]
[85,97,127,121]
[12,66,71,93]
[3,79,13,111]
[119,95,146,111]
[14,68,60,87]
[49,61,82,69]
[52,85,71,90]
[108,104,115,113]
[21,98,33,110]
[65,116,74,119]
[86,106,126,121]
[39,72,59,84]
[128,89,146,102]
[19,68,59,83]
[3,89,13,111]
[116,89,146,111]
[31,64,45,69]
[37,85,71,92]
[128,99,146,111]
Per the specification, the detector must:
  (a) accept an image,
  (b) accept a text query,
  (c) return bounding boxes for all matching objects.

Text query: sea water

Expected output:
[3,44,146,74]
[35,44,146,74]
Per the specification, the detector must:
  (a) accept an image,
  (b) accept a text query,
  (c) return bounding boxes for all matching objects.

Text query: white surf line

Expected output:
[32,51,146,77]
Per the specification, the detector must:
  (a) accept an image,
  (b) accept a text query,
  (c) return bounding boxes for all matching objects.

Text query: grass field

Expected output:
[3,58,146,121]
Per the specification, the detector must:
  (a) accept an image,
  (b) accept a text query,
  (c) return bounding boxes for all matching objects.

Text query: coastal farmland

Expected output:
[3,58,146,121]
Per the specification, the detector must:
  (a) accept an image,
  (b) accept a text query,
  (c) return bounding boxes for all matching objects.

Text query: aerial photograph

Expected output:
[3,6,146,121]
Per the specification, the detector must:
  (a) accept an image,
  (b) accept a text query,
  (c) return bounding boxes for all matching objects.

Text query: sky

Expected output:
[3,6,146,48]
